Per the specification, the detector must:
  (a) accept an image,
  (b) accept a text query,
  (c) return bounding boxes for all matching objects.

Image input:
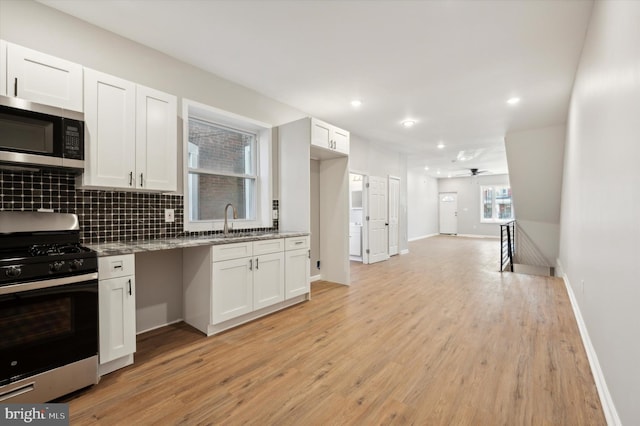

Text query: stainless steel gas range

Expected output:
[0,211,99,403]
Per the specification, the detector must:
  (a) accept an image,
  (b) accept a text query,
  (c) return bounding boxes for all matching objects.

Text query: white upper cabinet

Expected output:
[135,85,177,191]
[3,41,83,112]
[311,118,349,157]
[83,68,136,188]
[82,68,177,191]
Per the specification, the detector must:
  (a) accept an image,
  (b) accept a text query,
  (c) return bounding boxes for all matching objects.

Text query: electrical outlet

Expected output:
[164,209,175,223]
[581,279,585,294]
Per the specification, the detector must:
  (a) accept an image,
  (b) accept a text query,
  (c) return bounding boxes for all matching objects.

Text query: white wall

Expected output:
[135,250,183,333]
[0,0,307,200]
[438,174,510,237]
[505,125,565,264]
[407,169,439,240]
[349,135,409,253]
[559,2,640,424]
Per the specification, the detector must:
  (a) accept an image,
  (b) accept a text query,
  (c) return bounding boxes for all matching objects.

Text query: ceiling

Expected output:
[38,0,593,178]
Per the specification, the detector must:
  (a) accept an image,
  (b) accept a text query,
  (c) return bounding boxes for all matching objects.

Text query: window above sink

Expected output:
[182,99,272,232]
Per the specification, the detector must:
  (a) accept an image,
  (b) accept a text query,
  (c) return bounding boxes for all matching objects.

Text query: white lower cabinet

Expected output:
[253,251,285,310]
[211,256,253,323]
[98,254,136,375]
[285,236,310,299]
[183,236,309,336]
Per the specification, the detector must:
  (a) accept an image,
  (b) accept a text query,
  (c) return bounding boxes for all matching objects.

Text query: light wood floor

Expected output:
[63,236,606,425]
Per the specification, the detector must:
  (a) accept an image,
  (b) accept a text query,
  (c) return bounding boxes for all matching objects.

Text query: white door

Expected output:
[439,192,458,234]
[367,176,389,264]
[285,248,310,299]
[83,68,136,188]
[388,176,400,256]
[6,42,83,111]
[211,257,253,324]
[253,252,285,309]
[135,84,177,191]
[99,276,136,364]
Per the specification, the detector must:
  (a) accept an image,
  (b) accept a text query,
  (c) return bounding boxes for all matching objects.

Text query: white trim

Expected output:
[310,274,322,282]
[456,233,500,239]
[136,318,183,335]
[561,263,621,426]
[400,249,409,255]
[408,233,437,242]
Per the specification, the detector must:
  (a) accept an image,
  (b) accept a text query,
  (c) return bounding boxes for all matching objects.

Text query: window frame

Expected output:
[480,185,514,223]
[182,99,272,232]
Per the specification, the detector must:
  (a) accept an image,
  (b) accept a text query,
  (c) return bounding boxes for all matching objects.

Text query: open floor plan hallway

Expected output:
[63,236,605,425]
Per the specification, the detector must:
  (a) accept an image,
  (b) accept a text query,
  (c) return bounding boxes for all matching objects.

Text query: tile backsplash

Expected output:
[0,169,278,244]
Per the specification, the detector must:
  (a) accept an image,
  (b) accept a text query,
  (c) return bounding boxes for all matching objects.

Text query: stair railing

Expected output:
[500,220,516,272]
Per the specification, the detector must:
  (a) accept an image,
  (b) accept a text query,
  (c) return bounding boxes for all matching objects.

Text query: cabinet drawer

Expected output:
[253,238,284,256]
[285,236,309,251]
[212,242,252,262]
[98,254,135,279]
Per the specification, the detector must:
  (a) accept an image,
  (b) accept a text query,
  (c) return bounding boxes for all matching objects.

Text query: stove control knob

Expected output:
[70,259,84,270]
[50,261,65,272]
[5,266,21,278]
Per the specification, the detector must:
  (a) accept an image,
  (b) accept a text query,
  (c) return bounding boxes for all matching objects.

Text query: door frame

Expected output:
[388,175,401,256]
[439,192,458,235]
[350,170,369,264]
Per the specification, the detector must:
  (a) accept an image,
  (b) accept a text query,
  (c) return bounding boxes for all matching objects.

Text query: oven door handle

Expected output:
[0,272,98,295]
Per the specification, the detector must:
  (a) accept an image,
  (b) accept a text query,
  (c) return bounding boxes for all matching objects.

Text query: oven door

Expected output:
[0,273,98,386]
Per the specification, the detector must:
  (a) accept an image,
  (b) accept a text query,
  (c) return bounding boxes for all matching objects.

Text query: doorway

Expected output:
[349,173,364,262]
[439,192,458,235]
[367,175,389,264]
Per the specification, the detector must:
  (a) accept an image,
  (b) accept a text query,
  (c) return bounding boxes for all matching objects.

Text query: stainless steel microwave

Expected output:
[0,95,84,171]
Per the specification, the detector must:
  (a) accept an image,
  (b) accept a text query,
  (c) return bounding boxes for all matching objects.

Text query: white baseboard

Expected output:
[562,269,621,426]
[408,233,437,242]
[456,233,500,239]
[400,249,409,255]
[310,274,322,282]
[137,318,183,335]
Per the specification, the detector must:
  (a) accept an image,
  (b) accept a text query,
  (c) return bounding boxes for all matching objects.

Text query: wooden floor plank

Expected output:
[61,236,606,425]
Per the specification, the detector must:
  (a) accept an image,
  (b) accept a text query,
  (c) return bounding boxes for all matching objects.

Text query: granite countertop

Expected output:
[87,231,310,257]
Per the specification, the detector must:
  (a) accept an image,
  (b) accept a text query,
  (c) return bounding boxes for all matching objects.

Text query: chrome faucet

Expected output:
[223,203,238,236]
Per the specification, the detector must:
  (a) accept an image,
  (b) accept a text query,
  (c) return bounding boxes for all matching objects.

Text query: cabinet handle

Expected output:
[249,259,253,271]
[14,78,18,97]
[308,249,311,259]
[256,258,259,270]
[140,173,144,187]
[129,172,133,186]
[128,279,132,296]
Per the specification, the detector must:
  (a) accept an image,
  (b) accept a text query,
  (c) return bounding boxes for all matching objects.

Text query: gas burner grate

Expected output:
[28,244,84,257]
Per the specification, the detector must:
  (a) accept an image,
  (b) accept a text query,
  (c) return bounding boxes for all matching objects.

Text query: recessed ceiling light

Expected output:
[351,99,362,107]
[437,142,445,149]
[424,166,429,171]
[447,174,452,178]
[402,120,416,128]
[507,97,521,105]
[436,170,441,175]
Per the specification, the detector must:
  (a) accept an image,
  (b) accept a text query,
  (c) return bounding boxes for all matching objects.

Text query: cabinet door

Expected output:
[253,252,285,309]
[212,257,253,324]
[99,276,136,364]
[333,127,349,155]
[136,85,177,191]
[6,42,83,111]
[0,41,7,96]
[311,118,332,150]
[285,248,310,299]
[83,68,136,188]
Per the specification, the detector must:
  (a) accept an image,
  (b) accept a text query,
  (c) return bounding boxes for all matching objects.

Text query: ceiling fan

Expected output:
[454,168,489,177]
